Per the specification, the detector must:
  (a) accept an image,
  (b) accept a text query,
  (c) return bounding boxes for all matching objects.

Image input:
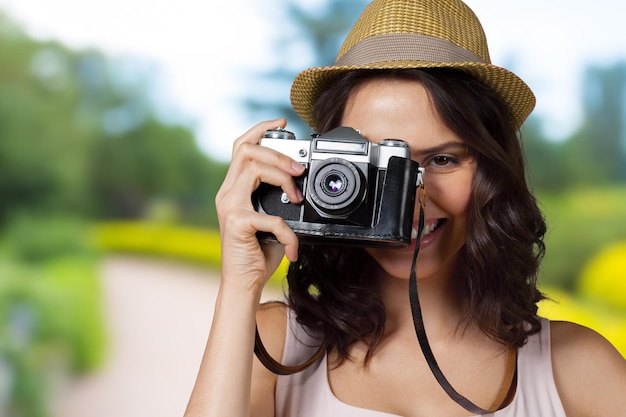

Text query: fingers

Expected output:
[219,208,299,273]
[217,119,304,271]
[231,118,287,156]
[255,213,300,263]
[228,143,305,203]
[263,216,300,262]
[219,119,305,207]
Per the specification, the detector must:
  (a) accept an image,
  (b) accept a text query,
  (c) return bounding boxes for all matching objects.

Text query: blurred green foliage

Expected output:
[537,187,626,290]
[0,216,104,417]
[4,214,93,263]
[522,61,626,189]
[0,13,228,228]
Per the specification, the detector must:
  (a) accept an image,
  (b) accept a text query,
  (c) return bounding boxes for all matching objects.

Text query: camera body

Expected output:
[252,126,423,247]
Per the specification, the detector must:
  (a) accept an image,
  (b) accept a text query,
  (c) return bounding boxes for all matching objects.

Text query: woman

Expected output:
[185,1,626,416]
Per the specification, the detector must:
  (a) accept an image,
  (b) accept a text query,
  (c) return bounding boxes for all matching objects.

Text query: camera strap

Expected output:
[254,325,327,375]
[409,186,513,414]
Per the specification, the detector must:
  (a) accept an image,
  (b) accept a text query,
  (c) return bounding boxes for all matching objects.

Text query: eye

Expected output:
[429,155,460,167]
[413,144,472,173]
[432,155,452,166]
[421,154,463,173]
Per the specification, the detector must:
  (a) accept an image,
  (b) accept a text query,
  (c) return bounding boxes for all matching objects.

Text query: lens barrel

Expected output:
[309,158,364,216]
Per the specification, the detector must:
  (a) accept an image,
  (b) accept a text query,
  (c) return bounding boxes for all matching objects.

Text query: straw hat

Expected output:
[290,0,535,131]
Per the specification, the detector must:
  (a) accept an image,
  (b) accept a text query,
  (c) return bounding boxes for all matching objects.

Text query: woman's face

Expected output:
[340,77,476,280]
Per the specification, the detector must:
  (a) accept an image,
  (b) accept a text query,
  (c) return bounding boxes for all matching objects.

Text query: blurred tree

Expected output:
[0,28,90,222]
[567,62,626,184]
[0,13,227,227]
[89,118,227,226]
[244,0,369,137]
[521,117,570,191]
[520,62,626,190]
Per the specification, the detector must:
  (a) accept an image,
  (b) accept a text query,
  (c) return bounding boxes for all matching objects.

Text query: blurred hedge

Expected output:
[537,186,626,290]
[93,221,289,287]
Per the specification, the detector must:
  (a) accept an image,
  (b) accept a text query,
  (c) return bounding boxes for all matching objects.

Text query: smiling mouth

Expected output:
[411,219,445,240]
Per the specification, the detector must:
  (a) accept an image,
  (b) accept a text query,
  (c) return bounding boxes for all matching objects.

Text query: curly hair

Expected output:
[285,68,547,365]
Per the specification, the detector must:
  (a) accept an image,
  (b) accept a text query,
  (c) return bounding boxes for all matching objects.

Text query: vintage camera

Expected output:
[252,126,424,247]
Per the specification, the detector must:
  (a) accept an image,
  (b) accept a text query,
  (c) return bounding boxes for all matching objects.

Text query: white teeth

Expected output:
[411,220,440,240]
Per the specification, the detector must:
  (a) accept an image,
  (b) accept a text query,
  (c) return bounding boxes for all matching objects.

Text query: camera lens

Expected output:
[309,158,365,216]
[323,173,345,195]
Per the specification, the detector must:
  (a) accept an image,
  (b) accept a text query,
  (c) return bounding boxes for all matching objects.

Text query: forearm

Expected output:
[184,280,263,417]
[184,119,299,417]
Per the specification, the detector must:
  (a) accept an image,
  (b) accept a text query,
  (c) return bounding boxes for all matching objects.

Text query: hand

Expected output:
[215,119,305,293]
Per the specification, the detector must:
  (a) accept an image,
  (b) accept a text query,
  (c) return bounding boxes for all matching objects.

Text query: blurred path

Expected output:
[55,255,282,417]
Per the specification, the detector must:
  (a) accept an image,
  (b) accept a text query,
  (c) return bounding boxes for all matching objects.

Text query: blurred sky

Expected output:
[1,0,626,160]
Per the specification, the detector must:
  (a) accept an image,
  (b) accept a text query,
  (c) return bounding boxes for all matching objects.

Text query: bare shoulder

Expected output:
[256,301,289,361]
[550,320,626,417]
[550,320,625,362]
[250,301,288,417]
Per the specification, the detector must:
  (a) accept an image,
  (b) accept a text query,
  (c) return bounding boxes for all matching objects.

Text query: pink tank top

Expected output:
[275,311,566,416]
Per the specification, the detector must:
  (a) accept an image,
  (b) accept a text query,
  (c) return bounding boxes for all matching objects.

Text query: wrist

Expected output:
[218,273,266,306]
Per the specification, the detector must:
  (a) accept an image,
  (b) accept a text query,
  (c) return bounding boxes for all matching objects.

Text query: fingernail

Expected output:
[296,187,304,202]
[292,161,305,174]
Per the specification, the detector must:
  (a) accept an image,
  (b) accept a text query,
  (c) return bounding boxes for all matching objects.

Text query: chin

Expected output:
[366,247,460,282]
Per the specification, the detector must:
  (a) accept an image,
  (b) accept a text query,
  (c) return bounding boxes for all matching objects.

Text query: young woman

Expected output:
[185,1,626,416]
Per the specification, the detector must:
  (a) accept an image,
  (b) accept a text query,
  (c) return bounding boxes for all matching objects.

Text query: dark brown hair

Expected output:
[286,68,546,364]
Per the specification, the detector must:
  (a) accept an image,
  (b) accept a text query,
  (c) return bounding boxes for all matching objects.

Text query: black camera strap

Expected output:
[409,186,514,414]
[410,210,484,413]
[254,326,327,375]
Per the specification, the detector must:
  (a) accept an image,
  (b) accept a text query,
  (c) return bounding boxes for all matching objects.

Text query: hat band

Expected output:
[336,33,487,66]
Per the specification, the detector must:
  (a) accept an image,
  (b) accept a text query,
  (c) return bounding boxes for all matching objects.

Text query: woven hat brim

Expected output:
[290,60,535,131]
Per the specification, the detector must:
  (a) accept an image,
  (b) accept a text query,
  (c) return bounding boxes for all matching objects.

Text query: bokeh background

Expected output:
[0,0,625,416]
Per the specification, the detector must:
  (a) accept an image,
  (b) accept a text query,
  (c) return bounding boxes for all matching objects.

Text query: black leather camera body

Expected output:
[252,126,423,247]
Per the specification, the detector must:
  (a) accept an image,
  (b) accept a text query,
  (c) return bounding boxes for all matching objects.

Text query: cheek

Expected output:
[424,174,473,215]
